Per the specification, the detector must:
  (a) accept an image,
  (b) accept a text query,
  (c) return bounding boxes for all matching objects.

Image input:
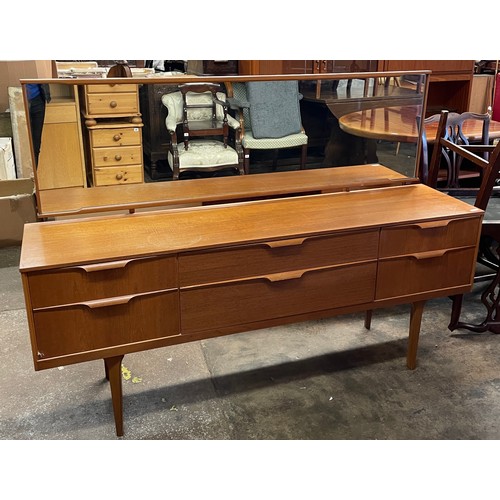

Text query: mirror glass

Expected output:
[21,70,428,218]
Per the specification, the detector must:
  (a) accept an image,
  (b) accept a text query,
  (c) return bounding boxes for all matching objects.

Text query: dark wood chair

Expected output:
[423,110,490,190]
[161,83,244,180]
[426,110,500,333]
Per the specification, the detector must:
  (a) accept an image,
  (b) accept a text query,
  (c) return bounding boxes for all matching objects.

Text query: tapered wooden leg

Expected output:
[104,355,125,437]
[407,301,426,370]
[364,310,372,330]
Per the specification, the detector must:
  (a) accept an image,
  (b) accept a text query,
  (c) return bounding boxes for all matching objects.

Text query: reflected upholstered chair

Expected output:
[227,80,308,174]
[161,83,244,180]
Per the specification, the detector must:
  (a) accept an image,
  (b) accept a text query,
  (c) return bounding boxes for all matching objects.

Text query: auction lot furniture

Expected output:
[20,182,483,436]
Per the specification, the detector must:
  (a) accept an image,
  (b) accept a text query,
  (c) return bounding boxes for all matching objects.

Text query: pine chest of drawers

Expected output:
[80,84,144,186]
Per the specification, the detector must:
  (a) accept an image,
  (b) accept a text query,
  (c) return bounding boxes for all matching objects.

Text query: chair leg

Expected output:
[244,148,250,174]
[448,294,464,331]
[272,150,279,171]
[300,144,307,170]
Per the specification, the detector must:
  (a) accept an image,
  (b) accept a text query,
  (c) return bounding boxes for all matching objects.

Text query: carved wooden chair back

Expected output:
[425,110,490,191]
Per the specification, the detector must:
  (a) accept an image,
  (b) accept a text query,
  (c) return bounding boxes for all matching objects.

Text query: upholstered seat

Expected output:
[161,83,244,180]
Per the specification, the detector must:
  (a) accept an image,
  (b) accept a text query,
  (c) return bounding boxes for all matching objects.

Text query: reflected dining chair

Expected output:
[427,110,500,333]
[423,110,491,191]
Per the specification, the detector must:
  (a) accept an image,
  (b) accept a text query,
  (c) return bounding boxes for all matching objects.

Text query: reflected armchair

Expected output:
[161,83,244,180]
[227,80,308,174]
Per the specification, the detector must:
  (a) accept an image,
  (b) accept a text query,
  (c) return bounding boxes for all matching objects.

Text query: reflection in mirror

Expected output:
[21,71,428,218]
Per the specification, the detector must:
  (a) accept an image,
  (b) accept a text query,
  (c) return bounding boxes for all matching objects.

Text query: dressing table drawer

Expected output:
[379,218,480,258]
[27,255,177,309]
[32,290,180,360]
[179,229,379,287]
[375,246,477,300]
[181,261,377,333]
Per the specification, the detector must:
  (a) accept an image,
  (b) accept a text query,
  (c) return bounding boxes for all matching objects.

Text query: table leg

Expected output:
[407,301,426,370]
[104,355,125,437]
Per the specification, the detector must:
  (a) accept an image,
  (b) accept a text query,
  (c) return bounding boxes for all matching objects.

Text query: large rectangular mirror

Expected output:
[21,70,430,218]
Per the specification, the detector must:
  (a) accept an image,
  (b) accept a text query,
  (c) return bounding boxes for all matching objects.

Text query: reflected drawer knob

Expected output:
[113,134,121,142]
[110,100,117,108]
[115,155,122,161]
[116,173,123,180]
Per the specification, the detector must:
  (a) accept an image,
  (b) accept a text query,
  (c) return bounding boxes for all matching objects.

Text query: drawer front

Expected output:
[93,165,143,186]
[181,262,377,333]
[33,290,179,360]
[86,83,138,94]
[86,93,139,115]
[92,145,142,167]
[179,230,379,286]
[379,218,480,258]
[376,247,477,300]
[90,127,142,147]
[28,255,177,309]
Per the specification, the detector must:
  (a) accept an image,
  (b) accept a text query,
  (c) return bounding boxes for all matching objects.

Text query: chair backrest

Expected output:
[423,110,490,188]
[228,81,303,139]
[244,80,303,139]
[428,110,500,211]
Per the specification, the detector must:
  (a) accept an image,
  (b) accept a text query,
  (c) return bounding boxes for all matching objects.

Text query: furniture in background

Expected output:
[20,178,483,436]
[426,110,500,333]
[469,74,496,114]
[79,83,144,187]
[187,60,238,76]
[161,83,244,180]
[422,111,490,189]
[36,84,86,190]
[377,60,475,116]
[227,80,308,173]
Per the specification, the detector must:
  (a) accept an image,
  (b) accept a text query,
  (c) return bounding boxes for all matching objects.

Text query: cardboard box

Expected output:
[0,178,36,247]
[0,137,16,180]
[0,60,52,112]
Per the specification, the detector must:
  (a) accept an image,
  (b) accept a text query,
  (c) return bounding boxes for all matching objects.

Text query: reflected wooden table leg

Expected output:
[104,355,125,437]
[407,301,426,370]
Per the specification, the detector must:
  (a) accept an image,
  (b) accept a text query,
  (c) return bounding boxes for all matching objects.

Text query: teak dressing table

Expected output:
[20,182,483,436]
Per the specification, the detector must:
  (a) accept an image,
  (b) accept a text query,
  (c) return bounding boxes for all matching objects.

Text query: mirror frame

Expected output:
[20,70,430,218]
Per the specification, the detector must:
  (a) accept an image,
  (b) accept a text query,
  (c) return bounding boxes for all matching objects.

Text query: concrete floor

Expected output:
[2,228,500,441]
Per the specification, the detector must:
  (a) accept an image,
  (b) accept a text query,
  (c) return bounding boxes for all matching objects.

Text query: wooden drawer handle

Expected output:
[115,154,122,161]
[116,173,123,180]
[79,260,132,272]
[410,249,448,260]
[264,238,307,249]
[113,134,121,142]
[265,270,305,282]
[414,220,452,230]
[84,295,133,309]
[110,100,117,108]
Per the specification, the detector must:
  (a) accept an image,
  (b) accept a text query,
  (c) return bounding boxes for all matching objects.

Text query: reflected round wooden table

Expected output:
[339,105,500,143]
